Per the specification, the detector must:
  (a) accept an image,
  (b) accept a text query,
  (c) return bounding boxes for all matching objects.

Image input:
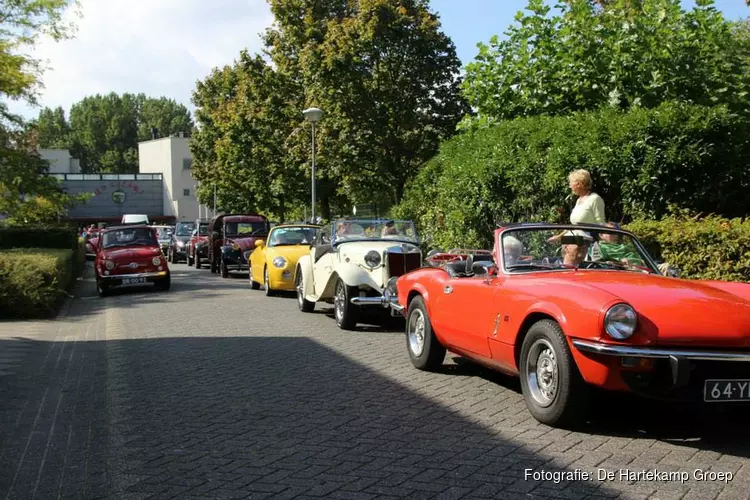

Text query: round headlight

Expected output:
[273,256,287,268]
[365,250,381,268]
[604,304,637,340]
[177,240,185,247]
[105,260,115,270]
[152,257,161,266]
[231,243,240,251]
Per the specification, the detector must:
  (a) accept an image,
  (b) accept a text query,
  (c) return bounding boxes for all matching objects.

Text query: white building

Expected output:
[138,135,214,222]
[39,148,81,173]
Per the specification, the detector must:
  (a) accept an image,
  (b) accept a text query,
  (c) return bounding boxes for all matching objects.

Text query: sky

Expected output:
[5,0,749,120]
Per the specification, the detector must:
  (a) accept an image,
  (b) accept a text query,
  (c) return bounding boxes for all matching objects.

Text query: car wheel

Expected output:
[264,266,275,296]
[249,264,260,290]
[334,278,359,330]
[220,259,229,278]
[210,257,217,273]
[155,276,171,291]
[168,248,174,263]
[519,319,589,427]
[195,255,202,269]
[406,296,445,371]
[96,280,109,297]
[187,252,194,266]
[295,267,314,312]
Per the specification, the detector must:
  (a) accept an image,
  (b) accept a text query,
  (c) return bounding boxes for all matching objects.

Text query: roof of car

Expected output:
[223,215,267,222]
[102,224,152,231]
[272,224,320,229]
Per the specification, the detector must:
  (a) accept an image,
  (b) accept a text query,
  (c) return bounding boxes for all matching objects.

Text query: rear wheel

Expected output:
[519,319,589,427]
[334,278,359,330]
[406,296,445,370]
[295,268,314,312]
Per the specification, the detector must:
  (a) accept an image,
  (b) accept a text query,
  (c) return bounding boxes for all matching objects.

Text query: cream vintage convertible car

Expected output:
[295,218,422,330]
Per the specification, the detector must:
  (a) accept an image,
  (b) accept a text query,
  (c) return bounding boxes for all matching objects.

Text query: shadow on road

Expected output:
[0,335,624,500]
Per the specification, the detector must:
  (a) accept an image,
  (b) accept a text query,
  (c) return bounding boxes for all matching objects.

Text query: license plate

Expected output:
[122,277,147,285]
[704,379,750,402]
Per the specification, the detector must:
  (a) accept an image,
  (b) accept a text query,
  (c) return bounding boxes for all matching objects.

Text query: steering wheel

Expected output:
[464,254,474,275]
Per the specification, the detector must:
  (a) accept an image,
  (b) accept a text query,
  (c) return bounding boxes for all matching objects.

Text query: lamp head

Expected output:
[303,107,323,123]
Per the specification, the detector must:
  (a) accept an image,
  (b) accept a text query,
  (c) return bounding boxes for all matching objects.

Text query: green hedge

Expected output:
[0,227,79,250]
[394,102,750,251]
[0,248,76,318]
[626,212,750,282]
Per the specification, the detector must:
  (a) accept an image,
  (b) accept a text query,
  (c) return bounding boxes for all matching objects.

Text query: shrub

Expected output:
[394,102,750,251]
[0,227,78,250]
[0,249,75,318]
[626,212,750,282]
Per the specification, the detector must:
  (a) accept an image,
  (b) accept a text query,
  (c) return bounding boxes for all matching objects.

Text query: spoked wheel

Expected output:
[295,268,314,312]
[519,319,588,427]
[334,278,359,330]
[405,296,445,370]
[263,267,274,296]
[248,264,260,290]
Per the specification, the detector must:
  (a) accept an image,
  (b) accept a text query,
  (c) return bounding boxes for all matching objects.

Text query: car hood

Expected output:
[549,271,750,347]
[225,235,265,252]
[102,246,162,260]
[266,245,310,262]
[337,240,420,259]
[173,235,191,243]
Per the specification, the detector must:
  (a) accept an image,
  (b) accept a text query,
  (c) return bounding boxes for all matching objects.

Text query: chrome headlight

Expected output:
[604,304,637,340]
[104,260,115,270]
[272,256,287,268]
[364,250,381,268]
[152,257,161,266]
[231,243,240,251]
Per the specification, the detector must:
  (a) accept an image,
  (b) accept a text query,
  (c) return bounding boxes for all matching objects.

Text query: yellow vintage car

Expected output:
[248,224,320,295]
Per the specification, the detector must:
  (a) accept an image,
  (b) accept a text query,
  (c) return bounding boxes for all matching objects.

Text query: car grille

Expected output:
[386,251,421,277]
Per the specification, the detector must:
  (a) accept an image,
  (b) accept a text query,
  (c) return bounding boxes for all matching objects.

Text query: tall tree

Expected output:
[135,95,193,141]
[27,106,71,148]
[461,0,750,125]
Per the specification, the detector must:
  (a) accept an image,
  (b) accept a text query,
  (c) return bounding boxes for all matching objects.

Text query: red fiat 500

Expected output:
[94,225,171,297]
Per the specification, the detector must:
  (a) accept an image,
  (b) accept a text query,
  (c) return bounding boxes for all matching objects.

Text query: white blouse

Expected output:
[570,193,606,225]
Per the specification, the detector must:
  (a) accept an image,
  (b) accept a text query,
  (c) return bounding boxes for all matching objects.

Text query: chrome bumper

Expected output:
[101,271,168,281]
[350,295,405,314]
[573,339,750,362]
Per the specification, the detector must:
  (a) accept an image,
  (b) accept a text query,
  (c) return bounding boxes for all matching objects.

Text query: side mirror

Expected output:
[255,240,264,248]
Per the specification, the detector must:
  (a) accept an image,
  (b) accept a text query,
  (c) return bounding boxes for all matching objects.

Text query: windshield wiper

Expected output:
[506,263,556,271]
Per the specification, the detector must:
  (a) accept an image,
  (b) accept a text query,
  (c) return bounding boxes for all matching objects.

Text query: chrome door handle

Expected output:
[444,285,453,294]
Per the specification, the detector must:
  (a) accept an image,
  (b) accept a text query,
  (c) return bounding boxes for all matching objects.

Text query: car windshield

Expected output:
[198,224,208,236]
[155,227,173,239]
[102,228,157,249]
[175,223,195,236]
[500,227,658,274]
[267,227,317,246]
[226,221,267,236]
[332,219,417,243]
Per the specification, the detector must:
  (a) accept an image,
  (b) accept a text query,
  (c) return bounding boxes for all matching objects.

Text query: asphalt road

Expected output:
[0,262,749,500]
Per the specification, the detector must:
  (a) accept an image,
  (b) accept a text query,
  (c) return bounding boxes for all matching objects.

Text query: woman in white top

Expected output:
[548,169,606,246]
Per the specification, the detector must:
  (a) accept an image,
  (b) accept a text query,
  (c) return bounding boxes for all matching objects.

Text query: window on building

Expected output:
[182,158,193,169]
[183,188,190,196]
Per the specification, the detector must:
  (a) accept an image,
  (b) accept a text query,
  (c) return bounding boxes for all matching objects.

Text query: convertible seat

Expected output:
[443,260,495,278]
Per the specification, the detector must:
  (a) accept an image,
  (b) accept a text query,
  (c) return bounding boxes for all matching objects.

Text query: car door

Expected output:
[311,227,335,297]
[433,271,503,358]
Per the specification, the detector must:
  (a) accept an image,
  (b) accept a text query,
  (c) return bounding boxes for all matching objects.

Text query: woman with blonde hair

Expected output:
[548,169,606,245]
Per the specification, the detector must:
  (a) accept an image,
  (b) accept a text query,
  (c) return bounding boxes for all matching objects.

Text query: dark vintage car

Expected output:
[207,214,270,278]
[188,219,210,268]
[167,221,196,263]
[94,225,170,296]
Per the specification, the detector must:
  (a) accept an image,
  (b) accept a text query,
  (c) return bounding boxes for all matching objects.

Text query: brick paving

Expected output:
[0,264,748,499]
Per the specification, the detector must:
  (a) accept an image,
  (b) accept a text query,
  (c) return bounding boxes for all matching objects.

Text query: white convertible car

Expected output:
[295,218,423,329]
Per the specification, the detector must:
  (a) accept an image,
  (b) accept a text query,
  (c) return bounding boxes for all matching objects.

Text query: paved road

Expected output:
[0,263,749,500]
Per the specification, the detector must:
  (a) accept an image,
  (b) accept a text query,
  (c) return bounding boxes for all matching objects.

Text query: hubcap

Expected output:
[407,308,426,356]
[526,338,558,407]
[335,281,345,321]
[296,273,304,305]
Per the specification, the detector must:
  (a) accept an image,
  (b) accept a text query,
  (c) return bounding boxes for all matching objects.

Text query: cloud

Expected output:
[6,0,274,119]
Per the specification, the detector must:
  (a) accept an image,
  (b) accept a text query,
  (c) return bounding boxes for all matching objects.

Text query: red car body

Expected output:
[187,219,210,268]
[94,225,171,296]
[376,223,750,427]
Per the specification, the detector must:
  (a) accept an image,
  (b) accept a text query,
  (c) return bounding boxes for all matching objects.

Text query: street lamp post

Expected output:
[302,107,323,224]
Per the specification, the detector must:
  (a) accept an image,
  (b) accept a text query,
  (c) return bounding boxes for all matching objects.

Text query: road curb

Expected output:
[56,262,90,320]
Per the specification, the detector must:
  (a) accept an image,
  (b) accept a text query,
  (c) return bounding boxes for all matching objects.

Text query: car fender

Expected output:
[296,254,315,298]
[330,261,382,294]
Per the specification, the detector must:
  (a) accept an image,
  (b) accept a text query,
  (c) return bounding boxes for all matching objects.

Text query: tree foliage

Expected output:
[461,0,750,127]
[190,0,467,220]
[28,93,194,173]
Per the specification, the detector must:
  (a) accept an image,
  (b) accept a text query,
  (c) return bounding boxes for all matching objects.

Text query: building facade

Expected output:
[138,136,204,222]
[39,148,81,174]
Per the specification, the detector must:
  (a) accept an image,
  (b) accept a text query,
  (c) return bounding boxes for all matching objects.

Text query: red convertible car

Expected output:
[94,225,171,296]
[357,223,750,427]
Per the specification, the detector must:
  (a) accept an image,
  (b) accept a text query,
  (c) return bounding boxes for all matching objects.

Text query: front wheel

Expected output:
[220,259,229,278]
[406,296,445,370]
[155,276,171,291]
[519,320,589,427]
[263,267,275,296]
[96,279,109,297]
[187,252,194,266]
[249,264,260,290]
[334,278,359,330]
[295,268,314,312]
[195,254,202,269]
